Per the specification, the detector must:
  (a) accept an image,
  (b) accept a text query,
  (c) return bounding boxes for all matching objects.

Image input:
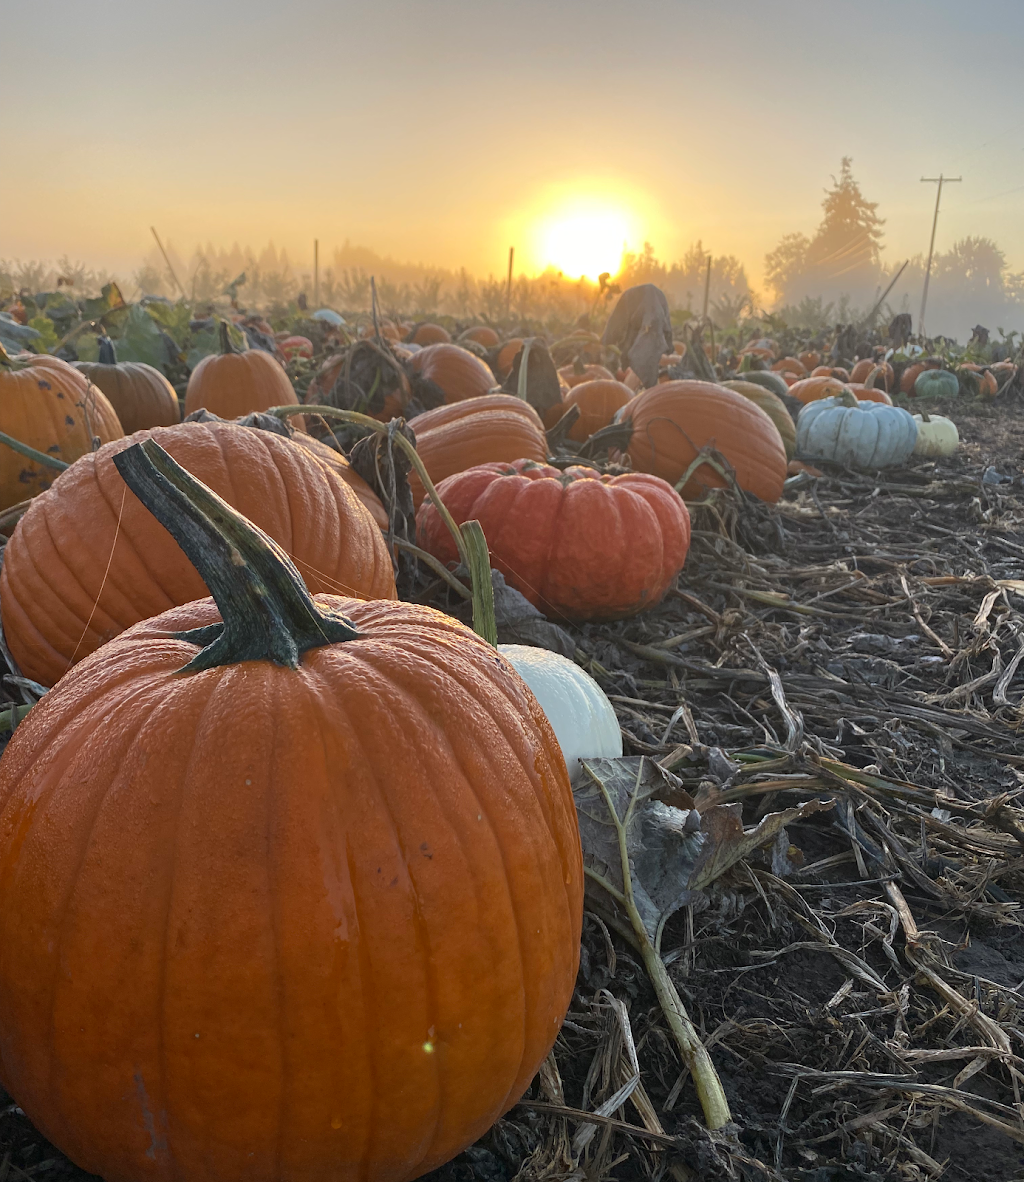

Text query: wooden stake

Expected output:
[506,246,514,317]
[702,254,712,319]
[314,239,319,307]
[150,227,186,300]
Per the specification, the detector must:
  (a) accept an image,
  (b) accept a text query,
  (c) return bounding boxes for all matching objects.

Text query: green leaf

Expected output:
[27,316,59,353]
[75,335,101,363]
[186,320,246,370]
[80,282,126,322]
[114,304,166,369]
[145,300,193,347]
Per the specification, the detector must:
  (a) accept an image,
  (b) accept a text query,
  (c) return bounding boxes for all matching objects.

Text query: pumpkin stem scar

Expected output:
[112,439,361,673]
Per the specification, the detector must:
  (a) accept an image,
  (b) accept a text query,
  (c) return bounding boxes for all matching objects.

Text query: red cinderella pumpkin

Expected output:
[417,459,691,621]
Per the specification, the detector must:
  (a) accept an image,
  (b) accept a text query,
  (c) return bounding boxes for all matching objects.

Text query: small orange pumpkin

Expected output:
[410,323,452,345]
[844,384,894,405]
[460,326,500,348]
[184,322,295,419]
[772,357,808,377]
[495,339,524,379]
[558,379,633,441]
[788,376,848,405]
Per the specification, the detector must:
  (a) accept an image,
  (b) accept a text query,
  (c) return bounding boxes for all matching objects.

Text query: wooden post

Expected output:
[702,254,712,319]
[506,246,514,317]
[150,226,186,299]
[919,175,961,337]
[314,239,319,307]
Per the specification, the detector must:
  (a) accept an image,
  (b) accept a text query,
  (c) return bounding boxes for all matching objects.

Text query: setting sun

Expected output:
[537,203,636,280]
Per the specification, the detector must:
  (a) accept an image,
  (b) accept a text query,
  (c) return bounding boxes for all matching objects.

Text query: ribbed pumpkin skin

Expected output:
[410,323,452,345]
[556,363,615,390]
[560,379,633,441]
[721,380,797,460]
[0,422,396,686]
[625,381,787,503]
[0,357,123,510]
[290,433,390,530]
[409,344,495,403]
[408,395,547,507]
[418,459,691,620]
[75,361,181,434]
[0,597,583,1182]
[184,349,295,419]
[460,326,499,348]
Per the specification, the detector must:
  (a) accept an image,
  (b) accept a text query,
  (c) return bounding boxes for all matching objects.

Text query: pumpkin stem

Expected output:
[97,336,117,365]
[112,439,361,673]
[218,319,237,355]
[0,431,69,471]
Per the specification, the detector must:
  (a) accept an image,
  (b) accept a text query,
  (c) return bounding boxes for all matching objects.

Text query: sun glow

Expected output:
[537,202,637,281]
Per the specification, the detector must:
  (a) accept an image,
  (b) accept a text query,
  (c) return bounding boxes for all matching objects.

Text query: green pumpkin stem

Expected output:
[218,320,237,355]
[112,439,360,673]
[0,431,69,471]
[97,336,117,365]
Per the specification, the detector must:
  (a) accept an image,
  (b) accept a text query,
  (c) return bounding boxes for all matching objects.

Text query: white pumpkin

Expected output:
[912,413,959,457]
[797,394,918,470]
[498,644,622,781]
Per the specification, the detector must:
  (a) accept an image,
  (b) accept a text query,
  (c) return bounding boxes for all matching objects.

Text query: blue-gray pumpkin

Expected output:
[797,394,918,470]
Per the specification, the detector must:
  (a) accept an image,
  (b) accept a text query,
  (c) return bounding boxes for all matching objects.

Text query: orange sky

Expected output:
[3,0,1024,292]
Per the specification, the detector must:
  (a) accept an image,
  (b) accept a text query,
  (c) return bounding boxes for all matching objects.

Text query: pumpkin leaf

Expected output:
[114,304,167,369]
[79,282,126,323]
[187,320,247,370]
[27,316,59,353]
[576,756,831,943]
[144,299,194,348]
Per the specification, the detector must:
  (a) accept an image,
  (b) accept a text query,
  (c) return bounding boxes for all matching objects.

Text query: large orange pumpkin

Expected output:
[184,322,295,418]
[788,376,848,405]
[721,380,797,460]
[0,439,582,1182]
[418,458,691,620]
[559,379,633,441]
[624,380,787,502]
[408,394,547,508]
[0,346,123,510]
[75,342,181,434]
[408,343,495,404]
[0,420,396,687]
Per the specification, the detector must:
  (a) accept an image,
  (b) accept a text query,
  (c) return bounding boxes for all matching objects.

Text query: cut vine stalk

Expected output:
[269,404,497,645]
[584,760,733,1131]
[0,432,70,471]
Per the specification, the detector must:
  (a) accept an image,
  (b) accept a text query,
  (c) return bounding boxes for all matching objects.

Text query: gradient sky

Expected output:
[4,0,1024,293]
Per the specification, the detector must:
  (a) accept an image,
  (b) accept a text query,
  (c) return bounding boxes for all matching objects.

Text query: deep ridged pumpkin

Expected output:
[75,341,180,434]
[0,420,396,687]
[410,323,452,345]
[408,395,547,508]
[721,380,797,460]
[558,379,633,441]
[184,322,295,419]
[624,380,787,503]
[788,376,848,405]
[418,458,691,620]
[0,439,582,1182]
[408,344,495,404]
[0,347,123,510]
[289,434,390,531]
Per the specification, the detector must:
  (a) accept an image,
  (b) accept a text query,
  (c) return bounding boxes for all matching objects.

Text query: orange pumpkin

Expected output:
[843,384,894,405]
[788,376,848,405]
[184,323,295,419]
[0,420,396,687]
[899,360,941,394]
[410,322,452,345]
[623,380,787,502]
[277,335,314,360]
[850,358,891,388]
[0,347,123,510]
[0,439,582,1182]
[408,394,547,508]
[556,363,616,390]
[799,351,821,370]
[460,326,500,348]
[772,357,808,377]
[495,338,524,379]
[557,379,633,441]
[418,459,691,620]
[409,343,495,404]
[811,365,851,382]
[75,343,180,434]
[289,433,390,530]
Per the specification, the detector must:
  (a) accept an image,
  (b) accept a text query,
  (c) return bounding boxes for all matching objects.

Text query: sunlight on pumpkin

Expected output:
[537,204,636,280]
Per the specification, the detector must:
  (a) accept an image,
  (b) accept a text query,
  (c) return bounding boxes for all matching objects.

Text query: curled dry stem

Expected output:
[585,761,733,1131]
[270,404,496,645]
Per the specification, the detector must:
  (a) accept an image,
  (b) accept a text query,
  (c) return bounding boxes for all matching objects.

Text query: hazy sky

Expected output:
[4,0,1024,292]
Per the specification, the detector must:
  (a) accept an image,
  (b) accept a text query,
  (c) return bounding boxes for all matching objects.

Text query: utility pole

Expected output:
[313,239,319,307]
[919,175,961,337]
[506,246,514,318]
